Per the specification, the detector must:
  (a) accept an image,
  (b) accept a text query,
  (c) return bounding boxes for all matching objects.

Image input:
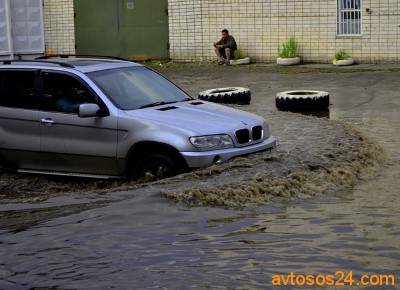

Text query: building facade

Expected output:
[168,0,400,63]
[2,0,399,63]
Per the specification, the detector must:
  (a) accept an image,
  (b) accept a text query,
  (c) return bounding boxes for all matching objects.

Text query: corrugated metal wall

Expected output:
[0,0,45,60]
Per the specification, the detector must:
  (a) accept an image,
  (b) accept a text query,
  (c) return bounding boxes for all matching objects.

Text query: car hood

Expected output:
[123,101,264,134]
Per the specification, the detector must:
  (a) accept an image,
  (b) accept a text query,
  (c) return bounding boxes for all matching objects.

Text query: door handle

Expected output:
[40,118,55,126]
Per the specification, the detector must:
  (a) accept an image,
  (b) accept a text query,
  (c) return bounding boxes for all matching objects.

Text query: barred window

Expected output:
[337,0,362,35]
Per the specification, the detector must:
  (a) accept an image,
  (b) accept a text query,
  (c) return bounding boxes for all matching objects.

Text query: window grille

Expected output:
[337,0,362,35]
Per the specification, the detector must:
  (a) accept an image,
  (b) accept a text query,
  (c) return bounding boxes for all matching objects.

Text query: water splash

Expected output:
[161,109,386,207]
[0,109,385,207]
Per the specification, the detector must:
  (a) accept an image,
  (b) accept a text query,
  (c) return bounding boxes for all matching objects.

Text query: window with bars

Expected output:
[337,0,362,35]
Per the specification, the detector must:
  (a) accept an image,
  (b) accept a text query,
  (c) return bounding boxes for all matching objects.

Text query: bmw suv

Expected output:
[0,56,275,180]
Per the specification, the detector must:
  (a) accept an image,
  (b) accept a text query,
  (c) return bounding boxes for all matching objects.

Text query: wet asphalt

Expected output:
[158,61,400,119]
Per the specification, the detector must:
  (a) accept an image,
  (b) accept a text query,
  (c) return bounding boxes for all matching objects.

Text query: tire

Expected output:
[198,87,251,104]
[275,90,329,112]
[276,57,301,66]
[333,58,354,66]
[230,57,251,65]
[132,154,179,181]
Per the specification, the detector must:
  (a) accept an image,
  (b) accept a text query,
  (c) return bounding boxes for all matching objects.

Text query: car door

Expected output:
[0,69,42,169]
[38,70,121,176]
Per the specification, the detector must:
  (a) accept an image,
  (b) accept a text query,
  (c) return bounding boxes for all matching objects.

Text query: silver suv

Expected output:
[0,56,275,180]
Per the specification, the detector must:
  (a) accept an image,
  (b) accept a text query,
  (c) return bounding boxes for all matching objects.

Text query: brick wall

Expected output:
[42,0,400,63]
[168,0,400,63]
[43,0,75,54]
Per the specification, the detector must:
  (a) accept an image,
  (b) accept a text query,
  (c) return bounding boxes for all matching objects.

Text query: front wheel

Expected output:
[132,154,179,182]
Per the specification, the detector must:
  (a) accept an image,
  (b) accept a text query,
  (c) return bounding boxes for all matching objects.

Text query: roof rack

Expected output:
[2,60,75,68]
[36,54,128,61]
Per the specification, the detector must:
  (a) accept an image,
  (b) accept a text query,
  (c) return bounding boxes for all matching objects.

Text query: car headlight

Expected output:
[263,122,270,139]
[190,134,234,150]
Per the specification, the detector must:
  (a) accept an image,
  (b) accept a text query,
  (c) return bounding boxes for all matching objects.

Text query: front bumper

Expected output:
[180,136,276,168]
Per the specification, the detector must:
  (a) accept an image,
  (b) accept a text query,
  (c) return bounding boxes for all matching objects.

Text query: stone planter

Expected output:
[277,57,301,66]
[230,57,251,65]
[333,58,354,66]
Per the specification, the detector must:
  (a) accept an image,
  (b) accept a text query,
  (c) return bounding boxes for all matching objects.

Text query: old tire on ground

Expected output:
[333,58,354,66]
[230,57,251,65]
[276,90,329,112]
[276,57,301,66]
[198,87,251,104]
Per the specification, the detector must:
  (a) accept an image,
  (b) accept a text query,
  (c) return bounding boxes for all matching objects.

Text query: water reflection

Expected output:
[0,198,111,233]
[0,189,398,289]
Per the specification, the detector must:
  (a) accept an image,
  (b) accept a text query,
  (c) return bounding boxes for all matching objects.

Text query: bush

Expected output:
[278,36,300,58]
[334,49,351,60]
[234,48,245,59]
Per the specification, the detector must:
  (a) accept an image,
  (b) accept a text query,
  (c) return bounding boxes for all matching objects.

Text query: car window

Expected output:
[87,66,190,110]
[0,70,36,109]
[41,71,97,114]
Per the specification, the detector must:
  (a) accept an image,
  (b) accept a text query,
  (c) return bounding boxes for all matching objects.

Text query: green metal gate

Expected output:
[73,0,169,60]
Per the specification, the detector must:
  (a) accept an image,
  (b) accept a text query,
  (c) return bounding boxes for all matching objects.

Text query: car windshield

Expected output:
[87,66,191,110]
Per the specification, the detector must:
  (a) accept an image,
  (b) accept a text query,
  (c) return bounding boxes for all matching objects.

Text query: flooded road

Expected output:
[0,65,399,289]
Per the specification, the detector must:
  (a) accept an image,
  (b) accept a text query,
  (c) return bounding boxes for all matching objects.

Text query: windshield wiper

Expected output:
[139,101,177,109]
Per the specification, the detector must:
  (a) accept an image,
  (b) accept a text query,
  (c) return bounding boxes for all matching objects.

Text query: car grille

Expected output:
[235,126,263,144]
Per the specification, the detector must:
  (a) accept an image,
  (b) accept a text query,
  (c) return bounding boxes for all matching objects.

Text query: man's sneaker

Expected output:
[225,61,231,66]
[218,60,225,66]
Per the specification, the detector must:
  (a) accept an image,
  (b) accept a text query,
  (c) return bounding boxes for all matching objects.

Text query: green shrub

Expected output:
[334,49,351,60]
[234,48,245,59]
[278,35,300,58]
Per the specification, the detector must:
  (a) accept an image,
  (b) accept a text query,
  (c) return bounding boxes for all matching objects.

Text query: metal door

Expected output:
[74,0,169,60]
[0,0,44,59]
[0,0,12,58]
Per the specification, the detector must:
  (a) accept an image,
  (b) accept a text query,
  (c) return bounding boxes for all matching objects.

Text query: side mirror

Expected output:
[78,103,101,118]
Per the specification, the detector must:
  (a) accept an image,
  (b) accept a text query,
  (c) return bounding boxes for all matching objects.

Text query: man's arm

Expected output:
[224,36,237,49]
[214,39,223,47]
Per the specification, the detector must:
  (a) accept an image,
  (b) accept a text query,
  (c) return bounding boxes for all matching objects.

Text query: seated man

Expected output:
[213,29,237,66]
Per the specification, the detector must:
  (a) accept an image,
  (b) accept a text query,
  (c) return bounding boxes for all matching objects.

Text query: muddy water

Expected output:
[0,66,399,289]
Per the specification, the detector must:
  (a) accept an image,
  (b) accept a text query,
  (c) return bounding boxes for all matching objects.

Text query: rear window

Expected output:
[0,70,36,109]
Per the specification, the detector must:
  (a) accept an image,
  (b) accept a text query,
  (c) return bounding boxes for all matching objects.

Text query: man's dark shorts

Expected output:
[218,48,235,59]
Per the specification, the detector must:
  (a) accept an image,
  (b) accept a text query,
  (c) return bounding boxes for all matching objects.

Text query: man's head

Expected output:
[221,29,229,39]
